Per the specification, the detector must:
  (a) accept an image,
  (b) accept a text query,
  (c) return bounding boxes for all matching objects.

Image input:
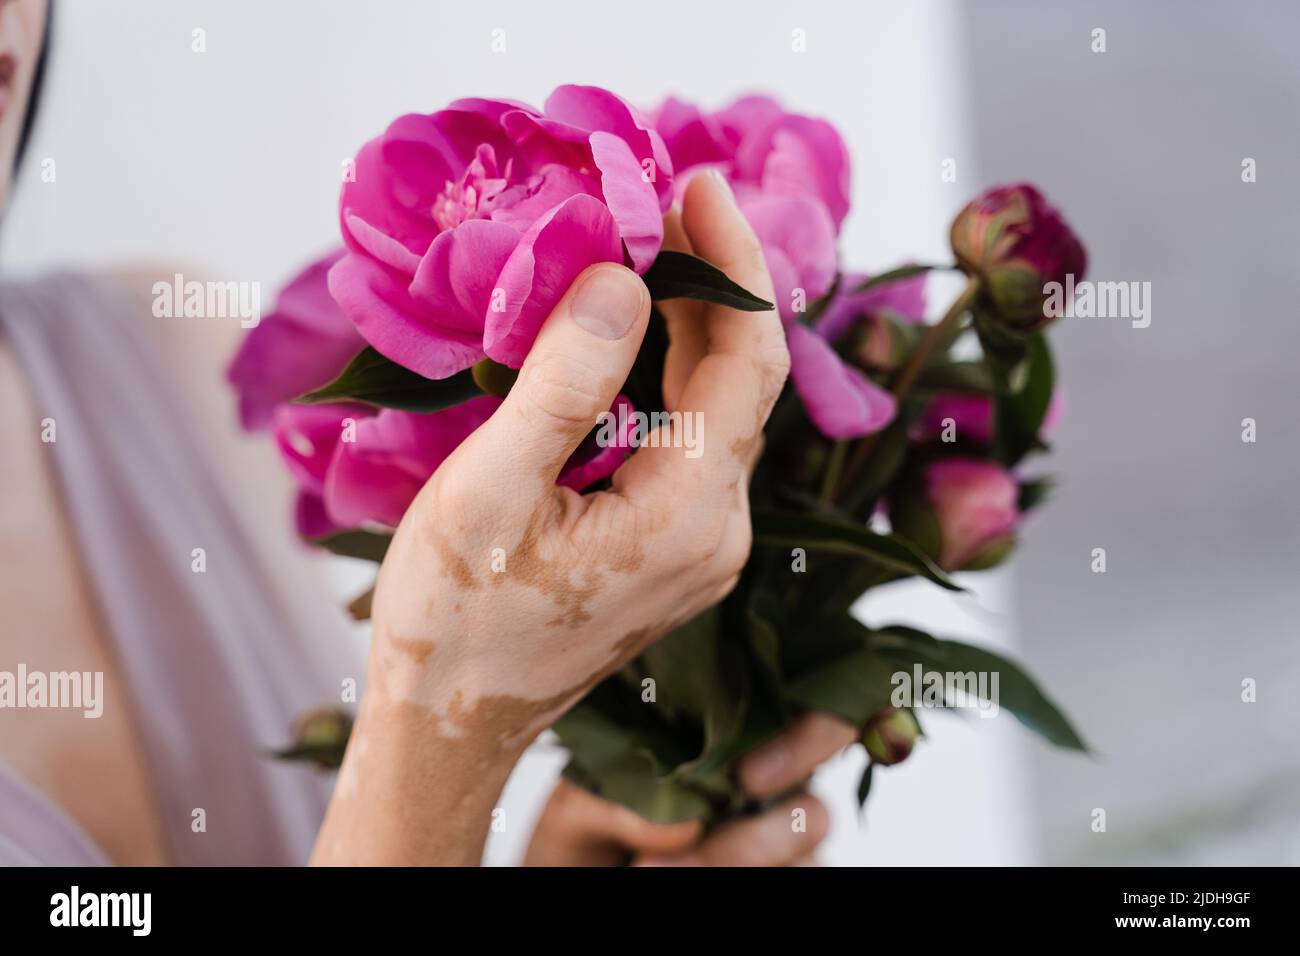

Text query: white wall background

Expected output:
[5,0,1040,865]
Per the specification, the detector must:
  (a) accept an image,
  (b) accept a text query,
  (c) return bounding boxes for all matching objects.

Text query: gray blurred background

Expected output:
[966,0,1300,864]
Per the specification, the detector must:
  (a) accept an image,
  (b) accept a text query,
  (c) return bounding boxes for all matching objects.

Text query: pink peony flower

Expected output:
[272,402,373,539]
[226,250,365,430]
[655,95,896,442]
[814,270,928,346]
[949,183,1087,331]
[654,94,851,229]
[922,458,1019,571]
[273,395,637,536]
[328,87,673,378]
[916,388,1066,447]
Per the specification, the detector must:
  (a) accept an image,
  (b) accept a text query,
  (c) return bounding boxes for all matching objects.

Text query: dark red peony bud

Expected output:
[950,183,1086,332]
[863,708,920,766]
[279,707,353,769]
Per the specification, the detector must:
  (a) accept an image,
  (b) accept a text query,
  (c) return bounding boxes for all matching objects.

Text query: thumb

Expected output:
[474,262,650,490]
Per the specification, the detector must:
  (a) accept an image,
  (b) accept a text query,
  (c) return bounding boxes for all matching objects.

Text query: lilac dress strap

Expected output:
[0,763,109,866]
[0,272,358,865]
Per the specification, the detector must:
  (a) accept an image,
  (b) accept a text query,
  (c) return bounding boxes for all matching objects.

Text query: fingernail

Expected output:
[743,740,789,789]
[706,166,734,199]
[570,267,641,340]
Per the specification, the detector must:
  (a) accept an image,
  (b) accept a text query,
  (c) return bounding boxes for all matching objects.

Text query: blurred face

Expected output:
[0,0,48,208]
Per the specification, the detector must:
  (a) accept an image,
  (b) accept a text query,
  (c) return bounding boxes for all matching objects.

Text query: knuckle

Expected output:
[732,232,768,277]
[763,339,792,382]
[671,511,728,569]
[715,522,752,578]
[518,353,607,427]
[710,573,742,604]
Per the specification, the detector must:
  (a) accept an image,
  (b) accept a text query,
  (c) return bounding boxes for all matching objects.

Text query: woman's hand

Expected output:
[524,713,857,866]
[313,172,790,865]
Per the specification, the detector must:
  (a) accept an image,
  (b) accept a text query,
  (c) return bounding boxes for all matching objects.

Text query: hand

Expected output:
[525,712,857,866]
[314,172,790,865]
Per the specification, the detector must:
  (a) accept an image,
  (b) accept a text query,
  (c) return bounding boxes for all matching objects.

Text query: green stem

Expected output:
[818,440,848,510]
[834,275,982,500]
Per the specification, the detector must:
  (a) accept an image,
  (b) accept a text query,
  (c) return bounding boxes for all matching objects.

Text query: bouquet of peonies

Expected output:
[230,85,1087,822]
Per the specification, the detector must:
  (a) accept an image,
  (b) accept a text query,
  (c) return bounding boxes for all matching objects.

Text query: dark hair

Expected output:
[15,0,53,170]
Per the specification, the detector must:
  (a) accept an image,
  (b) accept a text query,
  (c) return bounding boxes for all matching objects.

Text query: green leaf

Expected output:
[752,510,964,592]
[561,754,714,824]
[865,623,942,655]
[471,358,518,397]
[917,361,1001,395]
[642,250,774,312]
[786,644,899,726]
[1018,476,1056,513]
[839,416,911,516]
[892,638,1089,752]
[851,264,941,294]
[554,692,715,823]
[298,346,481,412]
[310,529,392,563]
[856,761,874,809]
[993,333,1054,466]
[266,741,349,769]
[637,611,720,725]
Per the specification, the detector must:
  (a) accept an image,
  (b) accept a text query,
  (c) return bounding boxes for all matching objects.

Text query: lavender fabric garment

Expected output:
[0,273,357,865]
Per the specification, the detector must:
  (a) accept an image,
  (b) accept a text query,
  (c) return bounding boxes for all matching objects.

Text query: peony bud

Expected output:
[950,183,1086,332]
[282,708,353,769]
[892,458,1019,571]
[863,708,920,766]
[851,312,916,373]
[914,387,1066,447]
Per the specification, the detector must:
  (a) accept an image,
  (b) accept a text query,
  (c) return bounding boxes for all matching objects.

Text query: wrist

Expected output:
[312,644,528,866]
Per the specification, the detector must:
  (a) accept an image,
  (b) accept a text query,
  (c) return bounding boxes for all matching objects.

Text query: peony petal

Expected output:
[229,318,364,430]
[544,85,674,212]
[344,214,423,276]
[588,131,664,273]
[294,490,339,540]
[916,393,994,446]
[740,194,837,319]
[925,458,1019,570]
[328,252,485,379]
[486,163,601,229]
[446,97,541,122]
[340,128,441,259]
[410,219,521,334]
[499,109,594,175]
[558,394,637,489]
[652,96,733,172]
[814,270,928,345]
[325,398,502,528]
[786,324,896,440]
[483,194,622,367]
[227,250,365,430]
[272,402,370,494]
[269,249,350,334]
[735,113,852,230]
[713,95,786,145]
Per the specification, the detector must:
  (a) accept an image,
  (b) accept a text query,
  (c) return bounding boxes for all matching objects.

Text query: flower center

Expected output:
[431,144,514,232]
